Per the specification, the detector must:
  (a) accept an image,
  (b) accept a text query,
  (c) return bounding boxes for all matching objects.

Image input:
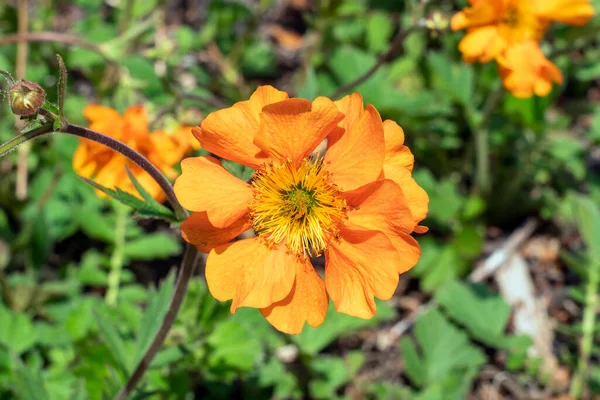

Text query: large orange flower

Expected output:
[452,0,594,97]
[73,105,195,202]
[174,86,428,334]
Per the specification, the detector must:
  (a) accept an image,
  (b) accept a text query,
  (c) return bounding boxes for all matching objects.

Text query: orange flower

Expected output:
[451,0,594,97]
[174,86,428,334]
[73,105,195,202]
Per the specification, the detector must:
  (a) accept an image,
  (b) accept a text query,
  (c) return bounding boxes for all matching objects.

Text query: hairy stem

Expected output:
[0,123,54,157]
[114,244,199,400]
[570,257,600,399]
[0,123,188,221]
[471,83,504,196]
[106,202,128,306]
[62,124,189,221]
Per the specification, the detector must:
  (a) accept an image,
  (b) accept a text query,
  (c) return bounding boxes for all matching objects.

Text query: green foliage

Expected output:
[400,310,486,398]
[0,0,599,398]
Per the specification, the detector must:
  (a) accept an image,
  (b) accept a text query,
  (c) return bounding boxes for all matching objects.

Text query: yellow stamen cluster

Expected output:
[250,158,347,257]
[499,1,546,42]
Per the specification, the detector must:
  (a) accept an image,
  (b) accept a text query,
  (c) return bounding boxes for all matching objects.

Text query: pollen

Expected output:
[250,158,347,257]
[499,1,547,43]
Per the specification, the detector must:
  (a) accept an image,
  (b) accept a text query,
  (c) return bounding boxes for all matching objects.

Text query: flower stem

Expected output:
[0,122,189,221]
[474,125,490,195]
[0,123,54,157]
[114,244,199,400]
[570,258,600,399]
[62,124,188,221]
[471,83,504,196]
[106,201,128,306]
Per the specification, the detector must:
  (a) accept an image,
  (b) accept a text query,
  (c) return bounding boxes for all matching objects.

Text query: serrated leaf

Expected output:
[12,359,50,400]
[400,309,485,388]
[94,307,132,375]
[0,304,38,354]
[134,272,176,363]
[206,319,263,373]
[78,176,178,222]
[125,166,164,209]
[435,280,512,347]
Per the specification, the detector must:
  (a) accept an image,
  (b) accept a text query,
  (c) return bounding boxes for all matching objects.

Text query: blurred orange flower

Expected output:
[174,86,428,334]
[452,0,594,97]
[73,105,196,202]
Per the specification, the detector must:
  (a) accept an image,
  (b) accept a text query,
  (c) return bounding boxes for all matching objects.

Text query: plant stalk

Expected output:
[114,244,199,400]
[570,258,600,399]
[471,83,504,196]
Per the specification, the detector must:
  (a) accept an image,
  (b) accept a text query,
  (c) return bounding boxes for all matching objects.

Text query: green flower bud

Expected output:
[9,80,46,116]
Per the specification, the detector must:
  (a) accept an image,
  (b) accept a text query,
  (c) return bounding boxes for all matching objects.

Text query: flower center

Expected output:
[499,1,547,42]
[250,158,347,257]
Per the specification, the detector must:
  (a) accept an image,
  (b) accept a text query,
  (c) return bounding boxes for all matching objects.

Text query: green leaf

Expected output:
[366,12,393,52]
[134,272,176,363]
[206,319,263,374]
[427,52,474,106]
[400,309,485,388]
[258,359,302,400]
[123,233,181,260]
[125,166,163,210]
[309,352,364,399]
[12,359,50,400]
[569,194,600,262]
[56,54,68,117]
[76,206,115,243]
[94,307,132,375]
[0,304,38,354]
[78,176,178,222]
[293,300,396,355]
[435,280,512,347]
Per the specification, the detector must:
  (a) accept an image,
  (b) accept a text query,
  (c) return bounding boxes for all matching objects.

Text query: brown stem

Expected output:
[61,124,189,221]
[0,32,109,60]
[330,26,417,99]
[113,244,199,400]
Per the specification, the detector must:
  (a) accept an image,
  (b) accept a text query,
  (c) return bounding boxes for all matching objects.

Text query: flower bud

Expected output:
[422,11,450,36]
[9,80,46,116]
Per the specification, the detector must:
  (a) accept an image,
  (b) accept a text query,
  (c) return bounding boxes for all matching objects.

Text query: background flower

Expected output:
[451,0,594,97]
[73,105,195,201]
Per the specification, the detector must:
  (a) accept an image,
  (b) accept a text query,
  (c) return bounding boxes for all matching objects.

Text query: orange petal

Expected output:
[498,41,563,99]
[260,259,328,334]
[83,105,123,138]
[181,212,252,253]
[534,0,595,25]
[383,164,429,228]
[255,97,343,166]
[342,179,414,234]
[342,179,421,271]
[325,228,400,319]
[206,238,297,312]
[458,26,507,63]
[324,94,385,191]
[451,0,502,31]
[173,156,252,228]
[195,86,288,168]
[123,105,150,142]
[383,120,414,171]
